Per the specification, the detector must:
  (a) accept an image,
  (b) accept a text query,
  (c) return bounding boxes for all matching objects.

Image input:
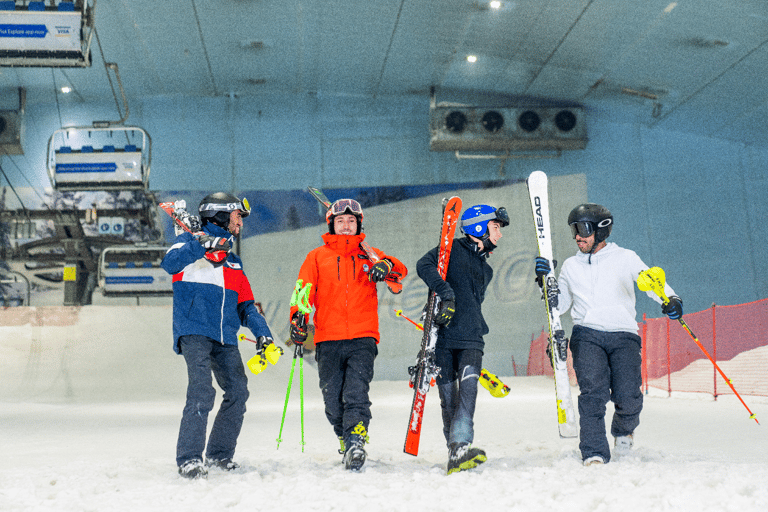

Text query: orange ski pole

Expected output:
[638,267,759,425]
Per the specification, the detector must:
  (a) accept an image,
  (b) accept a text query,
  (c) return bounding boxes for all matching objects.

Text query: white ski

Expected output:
[526,170,578,439]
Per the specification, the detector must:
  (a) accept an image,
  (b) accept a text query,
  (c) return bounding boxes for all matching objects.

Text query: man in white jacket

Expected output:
[535,203,683,466]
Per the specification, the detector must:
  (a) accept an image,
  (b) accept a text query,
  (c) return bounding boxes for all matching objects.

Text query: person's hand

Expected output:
[534,257,556,287]
[198,235,231,252]
[662,296,683,320]
[256,336,274,351]
[435,298,455,326]
[289,313,307,345]
[369,259,393,283]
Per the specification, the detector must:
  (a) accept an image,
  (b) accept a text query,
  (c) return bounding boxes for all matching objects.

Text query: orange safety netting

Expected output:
[528,298,768,397]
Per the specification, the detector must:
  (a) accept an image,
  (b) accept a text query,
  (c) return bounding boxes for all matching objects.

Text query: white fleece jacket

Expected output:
[556,242,675,334]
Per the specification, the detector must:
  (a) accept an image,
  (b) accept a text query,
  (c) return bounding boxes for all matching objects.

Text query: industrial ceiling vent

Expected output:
[0,109,23,155]
[429,106,587,152]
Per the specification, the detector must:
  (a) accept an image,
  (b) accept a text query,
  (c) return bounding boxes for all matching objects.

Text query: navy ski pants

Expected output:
[570,325,643,463]
[436,347,482,448]
[176,335,249,466]
[315,337,377,441]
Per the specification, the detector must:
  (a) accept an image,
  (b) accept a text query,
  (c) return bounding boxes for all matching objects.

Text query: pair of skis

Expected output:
[526,171,578,439]
[404,196,462,456]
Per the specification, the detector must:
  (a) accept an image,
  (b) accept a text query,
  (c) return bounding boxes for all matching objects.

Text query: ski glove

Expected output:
[662,296,683,320]
[256,336,274,352]
[534,257,556,288]
[435,298,456,326]
[289,312,308,345]
[369,259,393,283]
[198,235,231,253]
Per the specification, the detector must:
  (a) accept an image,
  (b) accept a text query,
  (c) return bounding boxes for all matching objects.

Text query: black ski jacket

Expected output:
[416,237,493,351]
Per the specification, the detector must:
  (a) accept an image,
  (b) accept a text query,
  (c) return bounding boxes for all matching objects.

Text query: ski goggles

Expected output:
[569,221,595,239]
[200,197,251,217]
[494,207,510,227]
[330,198,363,216]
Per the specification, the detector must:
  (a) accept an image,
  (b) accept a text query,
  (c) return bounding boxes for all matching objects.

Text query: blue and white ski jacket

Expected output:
[161,223,272,354]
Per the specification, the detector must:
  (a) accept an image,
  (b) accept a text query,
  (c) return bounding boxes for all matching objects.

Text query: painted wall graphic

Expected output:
[1,175,586,378]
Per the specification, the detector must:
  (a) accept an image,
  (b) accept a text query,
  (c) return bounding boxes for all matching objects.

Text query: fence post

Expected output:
[666,316,671,397]
[642,313,648,395]
[712,303,717,400]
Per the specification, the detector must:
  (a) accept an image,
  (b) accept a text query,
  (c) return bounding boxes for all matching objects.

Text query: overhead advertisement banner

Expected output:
[0,10,81,52]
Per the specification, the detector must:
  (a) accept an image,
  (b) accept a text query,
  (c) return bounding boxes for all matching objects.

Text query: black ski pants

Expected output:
[315,337,377,442]
[435,347,482,448]
[570,325,643,463]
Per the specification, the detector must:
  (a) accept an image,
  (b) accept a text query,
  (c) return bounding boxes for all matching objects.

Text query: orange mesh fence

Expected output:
[528,298,768,397]
[643,299,768,397]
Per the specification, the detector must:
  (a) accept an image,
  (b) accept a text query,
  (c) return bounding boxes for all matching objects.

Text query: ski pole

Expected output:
[276,344,298,450]
[638,267,760,425]
[394,309,424,330]
[298,344,305,452]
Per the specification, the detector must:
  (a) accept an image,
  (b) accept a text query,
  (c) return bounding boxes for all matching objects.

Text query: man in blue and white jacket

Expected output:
[161,192,272,479]
[535,203,683,466]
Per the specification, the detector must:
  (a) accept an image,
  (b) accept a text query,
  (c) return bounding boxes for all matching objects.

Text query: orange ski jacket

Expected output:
[290,233,407,344]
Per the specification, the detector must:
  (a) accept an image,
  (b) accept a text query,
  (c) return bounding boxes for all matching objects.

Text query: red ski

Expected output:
[404,196,461,456]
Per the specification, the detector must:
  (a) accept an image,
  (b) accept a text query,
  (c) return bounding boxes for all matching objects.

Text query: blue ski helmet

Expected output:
[567,203,613,243]
[460,204,510,240]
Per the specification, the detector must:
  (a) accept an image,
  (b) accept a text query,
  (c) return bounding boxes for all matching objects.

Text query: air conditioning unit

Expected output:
[429,106,587,152]
[0,109,23,155]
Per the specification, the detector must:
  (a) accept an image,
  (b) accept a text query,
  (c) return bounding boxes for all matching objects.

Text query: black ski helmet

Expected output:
[326,198,364,235]
[199,192,250,228]
[567,203,613,243]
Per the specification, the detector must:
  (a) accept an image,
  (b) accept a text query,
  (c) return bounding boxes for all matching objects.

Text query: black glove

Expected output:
[662,296,683,320]
[255,336,274,351]
[435,298,456,326]
[289,312,308,345]
[369,259,393,283]
[198,235,231,252]
[534,257,556,288]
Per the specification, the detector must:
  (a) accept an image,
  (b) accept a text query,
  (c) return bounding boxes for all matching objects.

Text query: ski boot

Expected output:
[614,433,634,455]
[447,443,487,475]
[343,422,369,471]
[206,458,240,471]
[178,459,208,479]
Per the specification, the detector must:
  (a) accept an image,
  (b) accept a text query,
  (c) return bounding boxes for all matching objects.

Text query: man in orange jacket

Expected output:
[289,198,407,471]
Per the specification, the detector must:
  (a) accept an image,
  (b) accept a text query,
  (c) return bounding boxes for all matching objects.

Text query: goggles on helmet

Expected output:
[570,221,595,239]
[330,199,363,216]
[494,207,510,227]
[200,197,251,216]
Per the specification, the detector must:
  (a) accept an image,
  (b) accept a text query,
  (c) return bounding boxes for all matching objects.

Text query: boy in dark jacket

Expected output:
[162,192,273,479]
[416,204,508,474]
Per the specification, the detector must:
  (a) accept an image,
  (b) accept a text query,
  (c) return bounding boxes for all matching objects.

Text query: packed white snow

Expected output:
[1,373,766,511]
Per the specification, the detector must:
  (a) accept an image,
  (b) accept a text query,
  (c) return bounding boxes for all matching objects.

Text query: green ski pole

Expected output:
[276,344,299,450]
[298,344,305,452]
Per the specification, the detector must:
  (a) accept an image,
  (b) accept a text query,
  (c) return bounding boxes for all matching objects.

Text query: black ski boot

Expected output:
[343,422,368,471]
[447,443,487,475]
[178,459,208,479]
